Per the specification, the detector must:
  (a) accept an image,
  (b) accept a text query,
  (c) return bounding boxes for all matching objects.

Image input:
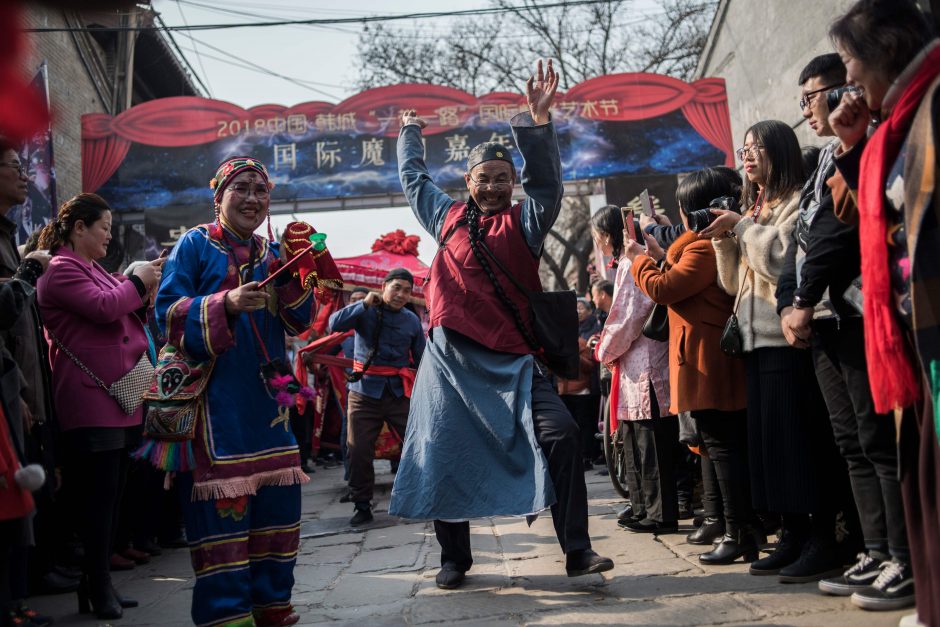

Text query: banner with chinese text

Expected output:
[84,72,733,221]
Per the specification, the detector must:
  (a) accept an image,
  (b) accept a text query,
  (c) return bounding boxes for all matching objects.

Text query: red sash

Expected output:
[352,361,416,398]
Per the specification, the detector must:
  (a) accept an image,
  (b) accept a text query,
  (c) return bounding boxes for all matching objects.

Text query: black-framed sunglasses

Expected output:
[799,83,845,110]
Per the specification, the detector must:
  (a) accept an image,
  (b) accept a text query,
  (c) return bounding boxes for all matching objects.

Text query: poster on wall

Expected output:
[10,61,57,246]
[83,72,734,247]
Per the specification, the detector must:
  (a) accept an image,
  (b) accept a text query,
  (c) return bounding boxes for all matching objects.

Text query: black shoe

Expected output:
[112,584,139,609]
[349,506,373,526]
[819,553,884,596]
[850,560,915,611]
[582,458,593,471]
[687,517,725,545]
[77,577,122,620]
[300,462,314,473]
[620,519,679,534]
[339,491,353,503]
[565,549,614,577]
[616,505,637,522]
[31,570,81,595]
[778,537,845,583]
[748,528,804,576]
[435,562,466,589]
[699,527,760,566]
[677,502,695,520]
[692,514,705,528]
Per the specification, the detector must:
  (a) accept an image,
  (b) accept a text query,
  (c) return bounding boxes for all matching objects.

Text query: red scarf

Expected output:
[858,43,940,413]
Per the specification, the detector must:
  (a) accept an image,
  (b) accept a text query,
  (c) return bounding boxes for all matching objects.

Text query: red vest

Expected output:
[428,201,543,355]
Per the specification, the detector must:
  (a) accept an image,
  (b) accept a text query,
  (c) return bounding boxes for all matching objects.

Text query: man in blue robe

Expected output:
[390,59,614,589]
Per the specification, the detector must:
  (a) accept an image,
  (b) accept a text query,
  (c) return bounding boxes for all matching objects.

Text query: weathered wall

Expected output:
[696,0,857,149]
[19,9,111,205]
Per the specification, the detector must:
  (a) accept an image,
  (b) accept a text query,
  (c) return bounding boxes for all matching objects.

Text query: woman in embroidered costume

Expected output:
[142,157,340,627]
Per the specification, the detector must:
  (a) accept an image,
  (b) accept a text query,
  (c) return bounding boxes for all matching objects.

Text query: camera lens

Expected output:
[687,208,715,233]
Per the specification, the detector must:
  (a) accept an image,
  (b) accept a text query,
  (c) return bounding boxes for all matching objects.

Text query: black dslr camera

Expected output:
[826,85,861,112]
[687,196,741,233]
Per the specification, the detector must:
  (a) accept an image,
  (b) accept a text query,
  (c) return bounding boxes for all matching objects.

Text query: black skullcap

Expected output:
[384,267,414,285]
[350,286,370,295]
[466,142,515,173]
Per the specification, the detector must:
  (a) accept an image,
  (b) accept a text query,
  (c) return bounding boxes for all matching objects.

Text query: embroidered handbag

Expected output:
[49,331,153,415]
[142,344,215,441]
[720,267,752,358]
[641,303,669,342]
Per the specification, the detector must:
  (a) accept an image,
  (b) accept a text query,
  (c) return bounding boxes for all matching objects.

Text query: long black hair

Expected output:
[675,166,742,215]
[590,204,646,260]
[741,120,803,210]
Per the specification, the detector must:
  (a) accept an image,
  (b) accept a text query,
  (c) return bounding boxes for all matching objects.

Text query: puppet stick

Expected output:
[258,236,319,289]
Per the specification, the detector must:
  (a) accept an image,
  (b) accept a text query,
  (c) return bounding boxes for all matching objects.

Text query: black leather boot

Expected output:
[687,517,725,545]
[77,575,122,620]
[749,526,804,575]
[699,526,760,565]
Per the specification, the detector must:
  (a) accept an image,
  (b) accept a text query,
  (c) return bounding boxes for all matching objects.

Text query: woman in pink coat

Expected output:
[592,205,677,535]
[36,193,162,620]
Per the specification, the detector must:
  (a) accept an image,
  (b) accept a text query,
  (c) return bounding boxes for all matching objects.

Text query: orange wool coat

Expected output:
[631,231,747,415]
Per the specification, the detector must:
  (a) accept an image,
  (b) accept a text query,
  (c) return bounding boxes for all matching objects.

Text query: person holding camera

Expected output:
[775,52,913,605]
[827,0,940,619]
[706,121,843,579]
[628,167,753,561]
[592,205,676,535]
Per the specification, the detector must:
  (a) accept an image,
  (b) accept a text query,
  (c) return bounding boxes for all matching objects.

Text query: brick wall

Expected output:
[19,8,110,205]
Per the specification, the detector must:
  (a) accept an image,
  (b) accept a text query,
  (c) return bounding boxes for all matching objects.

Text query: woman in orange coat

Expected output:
[629,167,756,564]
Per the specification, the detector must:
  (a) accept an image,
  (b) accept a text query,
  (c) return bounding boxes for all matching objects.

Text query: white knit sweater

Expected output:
[712,191,800,352]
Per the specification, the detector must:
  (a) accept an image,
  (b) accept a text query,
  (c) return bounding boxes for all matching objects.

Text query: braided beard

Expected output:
[464,200,540,351]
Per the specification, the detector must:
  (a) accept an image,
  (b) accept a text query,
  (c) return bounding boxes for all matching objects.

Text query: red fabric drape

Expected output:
[81,73,734,192]
[0,5,50,144]
[680,79,735,167]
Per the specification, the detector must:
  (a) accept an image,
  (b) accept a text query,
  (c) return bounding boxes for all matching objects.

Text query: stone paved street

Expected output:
[31,462,909,626]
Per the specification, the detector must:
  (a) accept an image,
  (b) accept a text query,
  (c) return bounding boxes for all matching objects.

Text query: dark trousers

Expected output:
[694,409,751,531]
[561,394,600,461]
[346,389,409,504]
[813,319,908,559]
[435,370,591,568]
[621,385,678,524]
[675,445,697,508]
[289,404,313,465]
[66,447,128,582]
[699,448,724,520]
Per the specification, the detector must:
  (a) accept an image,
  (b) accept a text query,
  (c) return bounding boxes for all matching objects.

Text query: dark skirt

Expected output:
[900,400,940,626]
[745,346,843,513]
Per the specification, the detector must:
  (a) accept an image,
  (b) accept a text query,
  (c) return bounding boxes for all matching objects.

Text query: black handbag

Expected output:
[720,267,751,358]
[480,242,581,380]
[641,303,669,342]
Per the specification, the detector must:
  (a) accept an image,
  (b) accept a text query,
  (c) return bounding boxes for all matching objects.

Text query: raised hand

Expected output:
[525,59,559,125]
[400,109,428,130]
[829,90,870,153]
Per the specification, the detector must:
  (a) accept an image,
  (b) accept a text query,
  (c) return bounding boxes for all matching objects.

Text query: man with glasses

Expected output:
[0,139,59,624]
[390,59,613,590]
[775,54,913,605]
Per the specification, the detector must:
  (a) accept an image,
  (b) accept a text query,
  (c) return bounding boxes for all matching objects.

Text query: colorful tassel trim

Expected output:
[132,438,196,472]
[191,467,310,502]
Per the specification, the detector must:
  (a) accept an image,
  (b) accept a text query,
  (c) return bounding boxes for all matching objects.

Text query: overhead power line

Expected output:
[27,0,623,32]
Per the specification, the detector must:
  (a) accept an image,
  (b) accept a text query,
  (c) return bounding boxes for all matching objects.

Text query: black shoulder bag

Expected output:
[478,240,580,380]
[720,267,752,358]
